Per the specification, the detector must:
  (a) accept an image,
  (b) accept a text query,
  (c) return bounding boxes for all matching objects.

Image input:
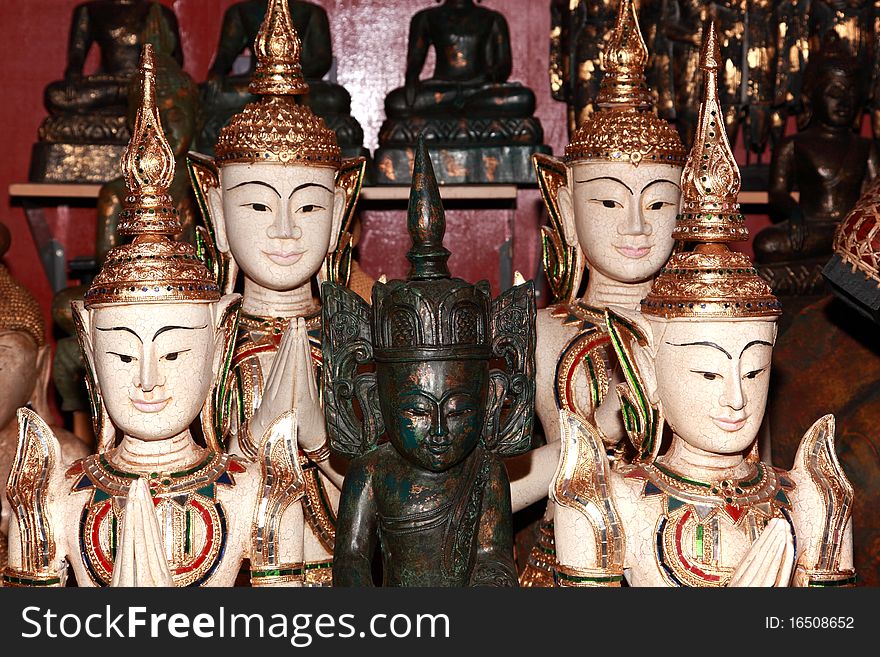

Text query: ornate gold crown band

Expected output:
[84,45,220,308]
[640,22,780,321]
[214,0,341,167]
[564,0,685,167]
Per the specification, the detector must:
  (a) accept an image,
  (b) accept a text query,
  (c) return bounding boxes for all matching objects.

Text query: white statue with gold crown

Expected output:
[187,0,366,586]
[3,45,306,587]
[551,23,855,587]
[513,0,687,586]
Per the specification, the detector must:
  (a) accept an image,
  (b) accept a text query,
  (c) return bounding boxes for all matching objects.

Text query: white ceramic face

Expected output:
[212,163,341,291]
[90,303,217,441]
[0,331,38,430]
[562,161,682,284]
[649,319,776,455]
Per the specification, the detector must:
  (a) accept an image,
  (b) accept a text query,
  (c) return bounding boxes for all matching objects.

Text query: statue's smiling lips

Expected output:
[614,245,652,259]
[425,439,453,455]
[263,249,305,266]
[710,414,748,432]
[131,397,172,413]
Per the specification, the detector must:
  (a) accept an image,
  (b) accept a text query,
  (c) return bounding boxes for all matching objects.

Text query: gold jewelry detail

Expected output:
[641,23,781,321]
[564,0,685,167]
[303,441,331,463]
[0,228,44,346]
[214,0,340,167]
[84,45,220,308]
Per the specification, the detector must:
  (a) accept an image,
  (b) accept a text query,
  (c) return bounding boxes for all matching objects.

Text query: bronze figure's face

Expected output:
[378,359,488,472]
[812,69,861,128]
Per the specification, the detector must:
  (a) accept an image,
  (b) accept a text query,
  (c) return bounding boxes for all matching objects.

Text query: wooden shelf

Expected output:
[9,182,519,201]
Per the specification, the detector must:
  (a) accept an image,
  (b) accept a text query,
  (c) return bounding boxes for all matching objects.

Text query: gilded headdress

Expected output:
[214,0,340,167]
[564,0,686,167]
[640,23,780,320]
[84,45,220,308]
[0,223,44,346]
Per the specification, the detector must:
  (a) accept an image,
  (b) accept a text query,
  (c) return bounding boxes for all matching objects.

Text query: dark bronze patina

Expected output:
[374,0,549,184]
[30,0,183,182]
[755,34,879,295]
[197,0,364,157]
[323,137,536,586]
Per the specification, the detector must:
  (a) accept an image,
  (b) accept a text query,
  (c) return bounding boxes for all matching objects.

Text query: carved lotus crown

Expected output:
[85,45,219,308]
[214,0,340,167]
[564,0,685,167]
[641,23,780,320]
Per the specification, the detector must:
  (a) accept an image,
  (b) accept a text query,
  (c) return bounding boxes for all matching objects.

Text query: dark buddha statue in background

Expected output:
[755,33,879,296]
[30,0,182,183]
[374,0,549,183]
[324,138,537,586]
[197,0,364,157]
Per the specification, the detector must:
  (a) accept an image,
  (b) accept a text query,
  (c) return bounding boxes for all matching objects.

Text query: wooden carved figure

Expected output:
[552,24,854,587]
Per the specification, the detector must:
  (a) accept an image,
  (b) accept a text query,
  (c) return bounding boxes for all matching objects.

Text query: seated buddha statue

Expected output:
[375,0,549,183]
[189,0,367,586]
[754,33,879,296]
[0,223,90,570]
[324,137,537,586]
[511,0,687,587]
[4,47,311,588]
[552,24,854,588]
[198,0,364,157]
[31,0,183,183]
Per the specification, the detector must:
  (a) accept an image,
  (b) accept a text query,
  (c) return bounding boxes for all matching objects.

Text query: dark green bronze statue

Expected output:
[374,0,549,183]
[323,137,536,586]
[30,0,183,182]
[197,0,364,157]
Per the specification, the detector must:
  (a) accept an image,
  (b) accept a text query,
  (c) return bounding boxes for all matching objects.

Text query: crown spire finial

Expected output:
[117,44,179,237]
[673,21,746,243]
[406,136,451,280]
[596,0,653,110]
[250,0,309,96]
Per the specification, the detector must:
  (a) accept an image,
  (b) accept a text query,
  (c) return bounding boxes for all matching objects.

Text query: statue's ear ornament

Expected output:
[321,281,383,459]
[322,156,367,288]
[604,308,662,464]
[534,154,583,305]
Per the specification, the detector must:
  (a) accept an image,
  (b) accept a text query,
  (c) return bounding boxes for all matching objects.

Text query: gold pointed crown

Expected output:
[565,0,685,166]
[0,222,44,346]
[84,45,220,309]
[214,0,340,167]
[641,23,779,320]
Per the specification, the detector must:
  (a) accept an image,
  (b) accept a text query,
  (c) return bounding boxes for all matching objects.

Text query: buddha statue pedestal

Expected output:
[29,0,183,183]
[197,0,365,161]
[372,0,549,184]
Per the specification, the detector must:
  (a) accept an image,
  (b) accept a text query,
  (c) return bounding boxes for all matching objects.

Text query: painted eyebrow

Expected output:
[740,340,772,357]
[227,180,281,197]
[665,341,732,359]
[290,182,333,198]
[573,176,634,195]
[96,326,143,343]
[153,324,208,340]
[641,179,681,193]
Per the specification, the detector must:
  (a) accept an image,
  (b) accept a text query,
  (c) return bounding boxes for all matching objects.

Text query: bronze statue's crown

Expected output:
[372,137,492,362]
[0,222,44,347]
[214,0,340,167]
[85,45,220,308]
[640,23,780,320]
[565,0,685,166]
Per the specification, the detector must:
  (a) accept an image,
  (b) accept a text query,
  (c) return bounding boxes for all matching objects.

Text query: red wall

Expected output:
[0,1,772,326]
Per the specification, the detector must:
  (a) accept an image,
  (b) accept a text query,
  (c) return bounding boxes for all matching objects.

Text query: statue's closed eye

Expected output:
[242,202,271,212]
[691,370,720,381]
[107,351,136,364]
